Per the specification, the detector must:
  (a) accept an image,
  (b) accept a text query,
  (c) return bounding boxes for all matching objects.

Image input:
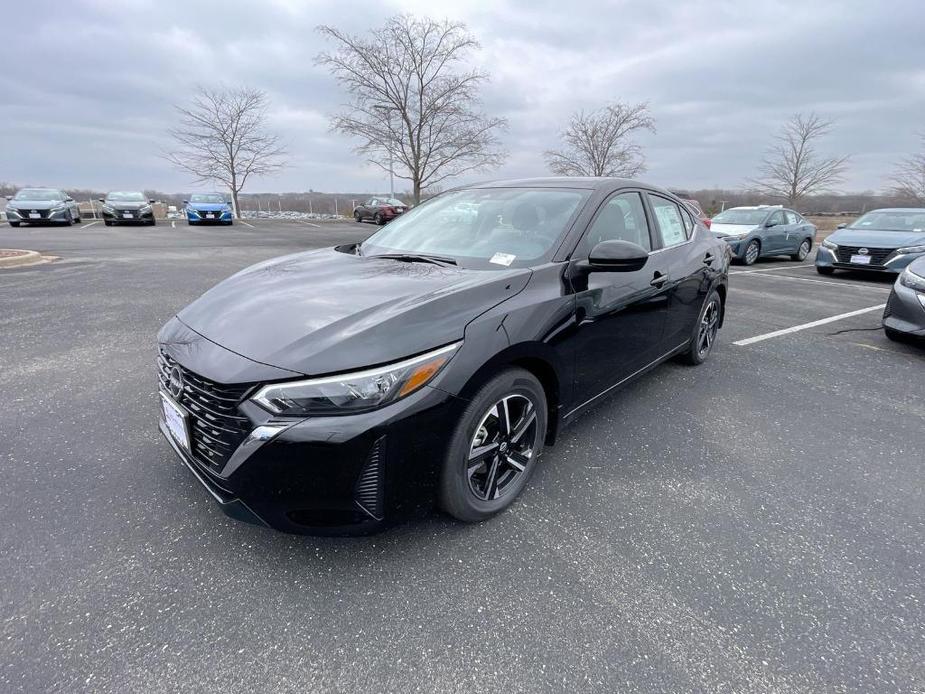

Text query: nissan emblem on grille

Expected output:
[858,248,869,255]
[168,366,184,398]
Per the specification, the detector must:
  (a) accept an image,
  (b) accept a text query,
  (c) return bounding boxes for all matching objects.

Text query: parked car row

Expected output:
[3,188,236,227]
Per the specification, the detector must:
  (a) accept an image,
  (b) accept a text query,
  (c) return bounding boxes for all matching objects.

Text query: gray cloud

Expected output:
[1,0,923,194]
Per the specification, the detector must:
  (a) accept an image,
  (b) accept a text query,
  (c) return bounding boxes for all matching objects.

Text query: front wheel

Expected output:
[678,289,722,366]
[9,221,20,227]
[440,368,547,523]
[374,213,384,225]
[742,239,760,265]
[816,266,834,276]
[791,239,811,261]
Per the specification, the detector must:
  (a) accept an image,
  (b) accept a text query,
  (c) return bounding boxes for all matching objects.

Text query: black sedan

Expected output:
[353,197,408,224]
[99,191,157,226]
[157,178,729,534]
[883,256,925,342]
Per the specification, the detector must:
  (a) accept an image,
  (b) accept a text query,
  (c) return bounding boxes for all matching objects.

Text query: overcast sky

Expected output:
[2,0,924,195]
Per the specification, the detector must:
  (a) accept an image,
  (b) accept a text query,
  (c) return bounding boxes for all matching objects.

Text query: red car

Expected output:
[353,197,408,225]
[673,193,712,229]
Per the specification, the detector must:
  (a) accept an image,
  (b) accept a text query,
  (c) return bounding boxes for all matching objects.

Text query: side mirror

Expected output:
[149,199,156,204]
[836,222,847,229]
[764,219,777,228]
[182,200,189,205]
[5,196,13,201]
[582,240,649,273]
[65,197,74,202]
[98,198,105,203]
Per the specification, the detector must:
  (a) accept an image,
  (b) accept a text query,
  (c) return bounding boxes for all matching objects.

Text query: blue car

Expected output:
[184,193,234,226]
[710,205,817,266]
[816,208,925,275]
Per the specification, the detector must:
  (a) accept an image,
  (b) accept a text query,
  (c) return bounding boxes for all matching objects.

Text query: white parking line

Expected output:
[301,221,321,228]
[732,271,891,292]
[733,304,886,346]
[239,221,255,228]
[80,221,99,229]
[730,264,816,275]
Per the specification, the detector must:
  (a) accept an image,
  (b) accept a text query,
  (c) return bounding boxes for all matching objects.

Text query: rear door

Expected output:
[646,194,712,345]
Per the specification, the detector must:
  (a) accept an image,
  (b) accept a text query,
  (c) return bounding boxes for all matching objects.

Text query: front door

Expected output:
[568,191,673,406]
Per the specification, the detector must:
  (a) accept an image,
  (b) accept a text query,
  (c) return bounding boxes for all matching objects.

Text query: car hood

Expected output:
[828,228,925,248]
[106,201,148,210]
[711,223,757,236]
[176,247,531,376]
[188,203,229,211]
[9,200,62,210]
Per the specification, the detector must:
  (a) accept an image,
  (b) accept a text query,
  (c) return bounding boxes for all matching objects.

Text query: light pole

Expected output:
[372,104,397,199]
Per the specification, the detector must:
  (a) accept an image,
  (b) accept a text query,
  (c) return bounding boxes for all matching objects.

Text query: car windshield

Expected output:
[190,194,225,204]
[849,210,925,232]
[108,191,145,202]
[14,189,63,201]
[359,187,589,269]
[712,208,770,225]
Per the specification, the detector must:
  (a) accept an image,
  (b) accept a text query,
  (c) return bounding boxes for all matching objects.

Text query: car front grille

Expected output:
[835,245,894,266]
[157,348,253,474]
[25,209,49,219]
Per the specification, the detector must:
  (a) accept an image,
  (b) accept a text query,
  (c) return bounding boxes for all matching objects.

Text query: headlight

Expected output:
[896,244,925,255]
[139,204,152,213]
[252,342,461,416]
[102,205,115,214]
[188,208,200,217]
[49,204,67,212]
[822,238,838,250]
[899,267,925,292]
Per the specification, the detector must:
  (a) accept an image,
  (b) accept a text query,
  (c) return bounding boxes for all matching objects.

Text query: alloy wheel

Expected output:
[697,297,721,358]
[745,240,760,265]
[798,240,810,260]
[467,394,539,501]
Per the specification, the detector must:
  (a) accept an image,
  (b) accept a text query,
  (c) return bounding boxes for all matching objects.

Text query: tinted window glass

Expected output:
[581,192,651,254]
[649,196,687,247]
[768,211,785,226]
[680,206,694,237]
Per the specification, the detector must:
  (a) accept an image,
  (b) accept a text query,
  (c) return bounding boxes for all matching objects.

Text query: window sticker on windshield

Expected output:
[490,252,516,266]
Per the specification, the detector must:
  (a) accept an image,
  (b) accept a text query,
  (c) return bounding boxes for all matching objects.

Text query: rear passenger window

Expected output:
[649,196,688,247]
[785,211,801,224]
[581,192,651,254]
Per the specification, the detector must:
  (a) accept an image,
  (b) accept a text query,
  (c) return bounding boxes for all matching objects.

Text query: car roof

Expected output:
[463,176,675,196]
[863,207,925,213]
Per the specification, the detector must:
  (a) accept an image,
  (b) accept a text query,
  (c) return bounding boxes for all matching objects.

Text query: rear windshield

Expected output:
[849,210,925,232]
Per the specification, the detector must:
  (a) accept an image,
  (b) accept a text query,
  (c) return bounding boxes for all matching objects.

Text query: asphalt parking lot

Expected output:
[1,219,923,693]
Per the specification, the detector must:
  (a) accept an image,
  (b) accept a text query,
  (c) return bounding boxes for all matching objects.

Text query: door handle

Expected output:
[650,272,669,287]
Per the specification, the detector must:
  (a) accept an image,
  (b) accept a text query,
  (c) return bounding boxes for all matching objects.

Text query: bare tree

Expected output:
[750,113,850,206]
[316,15,506,203]
[165,86,286,217]
[889,135,925,203]
[544,102,655,178]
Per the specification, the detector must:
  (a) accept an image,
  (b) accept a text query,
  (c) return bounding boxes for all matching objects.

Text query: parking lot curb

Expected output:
[0,249,47,268]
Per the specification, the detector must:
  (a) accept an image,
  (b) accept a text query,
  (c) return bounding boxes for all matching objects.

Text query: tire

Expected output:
[65,211,75,226]
[791,239,811,261]
[439,368,547,523]
[742,239,760,266]
[147,219,156,226]
[74,215,81,223]
[884,327,909,343]
[816,266,834,275]
[104,220,113,227]
[354,211,362,223]
[9,221,20,227]
[374,213,384,225]
[188,220,197,226]
[678,289,722,365]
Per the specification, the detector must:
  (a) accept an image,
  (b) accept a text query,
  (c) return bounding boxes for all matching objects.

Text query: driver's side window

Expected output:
[580,192,651,256]
[768,211,785,226]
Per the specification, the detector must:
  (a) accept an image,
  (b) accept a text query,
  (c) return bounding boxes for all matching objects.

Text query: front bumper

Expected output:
[882,280,925,337]
[187,209,233,223]
[157,339,462,534]
[102,208,155,223]
[5,207,70,223]
[815,246,923,274]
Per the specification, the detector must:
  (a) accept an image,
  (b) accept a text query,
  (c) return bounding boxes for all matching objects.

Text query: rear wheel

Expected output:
[679,289,722,365]
[791,239,811,261]
[816,266,834,275]
[440,368,547,522]
[742,239,760,265]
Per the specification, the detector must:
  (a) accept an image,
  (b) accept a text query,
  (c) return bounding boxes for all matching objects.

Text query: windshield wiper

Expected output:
[369,252,457,266]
